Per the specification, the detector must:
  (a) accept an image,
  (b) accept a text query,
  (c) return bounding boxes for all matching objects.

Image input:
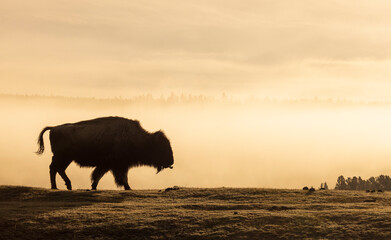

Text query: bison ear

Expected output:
[153,130,169,146]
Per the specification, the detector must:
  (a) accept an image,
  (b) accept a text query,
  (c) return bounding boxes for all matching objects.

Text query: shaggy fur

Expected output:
[36,116,174,190]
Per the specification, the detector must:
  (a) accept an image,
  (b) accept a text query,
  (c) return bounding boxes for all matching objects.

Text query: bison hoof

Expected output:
[51,187,58,190]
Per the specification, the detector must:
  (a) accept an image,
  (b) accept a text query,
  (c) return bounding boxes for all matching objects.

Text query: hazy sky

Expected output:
[1,0,391,99]
[2,1,391,189]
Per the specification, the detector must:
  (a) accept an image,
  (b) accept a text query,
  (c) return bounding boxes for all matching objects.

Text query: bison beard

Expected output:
[35,117,174,190]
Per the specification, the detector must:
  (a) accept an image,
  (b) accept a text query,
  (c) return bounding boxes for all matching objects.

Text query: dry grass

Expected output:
[1,186,391,239]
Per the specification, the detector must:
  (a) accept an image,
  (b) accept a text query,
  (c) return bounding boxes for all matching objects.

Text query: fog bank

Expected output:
[1,95,391,189]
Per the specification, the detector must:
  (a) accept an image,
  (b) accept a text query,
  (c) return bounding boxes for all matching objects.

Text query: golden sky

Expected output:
[1,0,391,99]
[2,1,391,189]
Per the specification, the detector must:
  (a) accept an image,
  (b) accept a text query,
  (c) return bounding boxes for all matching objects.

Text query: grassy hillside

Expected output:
[1,186,391,239]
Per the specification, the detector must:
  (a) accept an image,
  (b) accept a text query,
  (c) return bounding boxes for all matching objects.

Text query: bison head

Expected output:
[153,131,174,173]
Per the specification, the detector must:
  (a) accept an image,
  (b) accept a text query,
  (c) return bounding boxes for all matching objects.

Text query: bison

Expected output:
[35,116,174,190]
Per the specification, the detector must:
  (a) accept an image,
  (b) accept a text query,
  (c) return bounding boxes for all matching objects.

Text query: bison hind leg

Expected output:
[49,162,58,190]
[91,166,109,190]
[112,169,131,190]
[50,156,72,190]
[58,159,73,190]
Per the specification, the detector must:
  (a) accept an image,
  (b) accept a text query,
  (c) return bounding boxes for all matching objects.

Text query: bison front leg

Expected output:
[112,169,131,190]
[91,166,109,190]
[123,176,131,191]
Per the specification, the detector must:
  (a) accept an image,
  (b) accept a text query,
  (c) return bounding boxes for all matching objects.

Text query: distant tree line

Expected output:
[320,182,329,190]
[335,175,391,190]
[3,93,391,107]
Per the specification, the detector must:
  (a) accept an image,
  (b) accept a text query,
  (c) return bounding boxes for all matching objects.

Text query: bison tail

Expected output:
[35,127,52,155]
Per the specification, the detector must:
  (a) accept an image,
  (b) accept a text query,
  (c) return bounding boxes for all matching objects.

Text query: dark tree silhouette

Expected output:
[335,176,347,190]
[335,175,391,190]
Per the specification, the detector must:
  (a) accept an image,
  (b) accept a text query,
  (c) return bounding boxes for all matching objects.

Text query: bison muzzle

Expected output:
[35,117,174,190]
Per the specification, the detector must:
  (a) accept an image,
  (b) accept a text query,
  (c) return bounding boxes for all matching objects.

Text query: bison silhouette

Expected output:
[36,116,174,190]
